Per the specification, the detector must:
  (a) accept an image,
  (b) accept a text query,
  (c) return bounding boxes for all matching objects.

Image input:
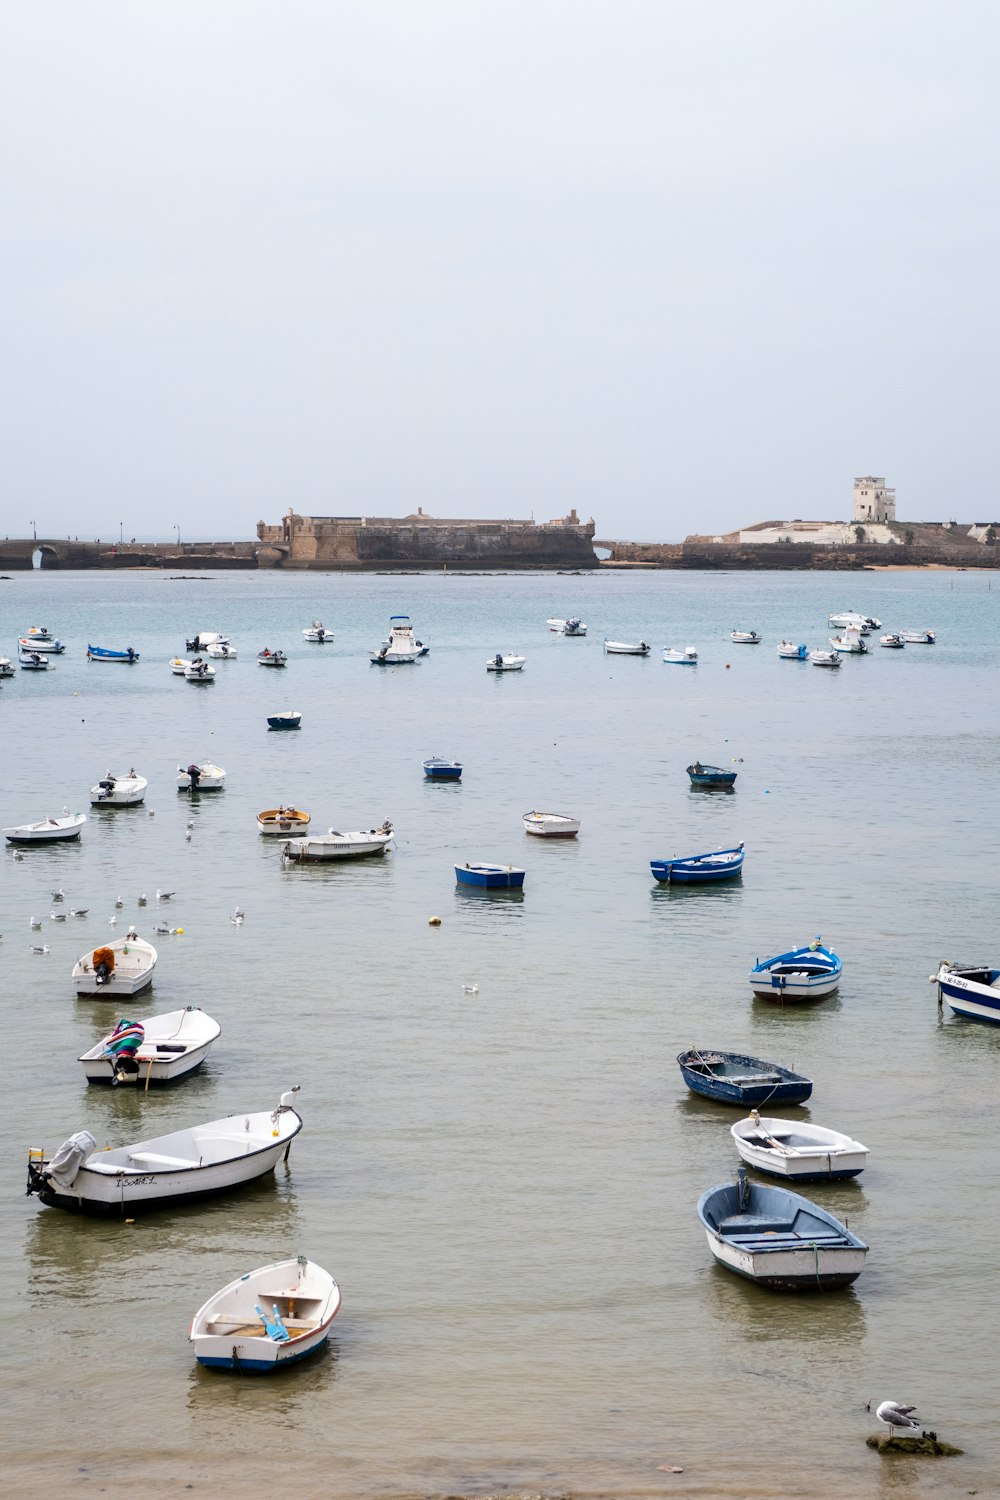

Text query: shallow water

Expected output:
[2,566,998,1498]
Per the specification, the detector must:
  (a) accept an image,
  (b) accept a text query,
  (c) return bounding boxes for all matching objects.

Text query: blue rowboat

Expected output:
[933,962,1000,1025]
[697,1170,868,1291]
[423,757,462,781]
[651,843,744,883]
[677,1049,813,1106]
[455,863,525,889]
[267,712,301,731]
[749,939,842,1001]
[87,645,140,663]
[686,762,737,789]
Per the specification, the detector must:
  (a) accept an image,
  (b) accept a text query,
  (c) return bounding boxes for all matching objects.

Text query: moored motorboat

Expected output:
[18,635,65,654]
[809,649,841,668]
[90,770,147,807]
[26,1089,302,1215]
[749,939,842,1001]
[169,657,192,675]
[177,762,226,791]
[4,812,86,843]
[185,658,216,682]
[932,960,1000,1025]
[686,762,737,789]
[258,806,310,835]
[72,929,158,997]
[828,612,878,632]
[455,862,525,889]
[78,1007,221,1085]
[677,1048,813,1106]
[696,1170,868,1290]
[777,641,808,659]
[267,711,302,730]
[423,757,462,780]
[303,621,333,642]
[486,652,526,671]
[190,1255,341,1372]
[371,616,422,664]
[522,810,580,838]
[730,629,761,644]
[663,646,698,664]
[185,632,229,652]
[87,644,140,663]
[0,656,14,677]
[731,1112,868,1180]
[205,641,237,659]
[281,822,394,862]
[899,628,936,643]
[257,648,287,667]
[830,628,868,654]
[23,625,54,644]
[19,650,51,669]
[604,639,650,655]
[553,617,587,636]
[879,633,904,648]
[651,843,744,883]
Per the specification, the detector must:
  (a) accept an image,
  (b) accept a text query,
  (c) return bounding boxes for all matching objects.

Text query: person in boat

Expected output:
[495,653,503,667]
[187,762,201,789]
[92,945,116,985]
[378,645,389,660]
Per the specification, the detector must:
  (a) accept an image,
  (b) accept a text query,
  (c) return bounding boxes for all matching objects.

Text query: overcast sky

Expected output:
[3,2,996,541]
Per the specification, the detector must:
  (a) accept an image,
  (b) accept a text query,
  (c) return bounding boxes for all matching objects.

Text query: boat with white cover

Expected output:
[731,1112,869,1180]
[169,657,192,675]
[72,929,158,997]
[899,628,936,643]
[486,652,526,671]
[663,646,698,665]
[828,612,878,632]
[78,1007,221,1085]
[303,621,333,643]
[185,658,216,682]
[777,641,808,659]
[522,810,580,838]
[257,806,311,835]
[809,649,841,668]
[190,1255,341,1372]
[205,641,237,659]
[371,616,422,664]
[604,640,650,655]
[26,1089,302,1215]
[177,761,226,791]
[280,821,394,862]
[830,628,868,655]
[4,812,86,844]
[932,960,1000,1025]
[90,770,148,806]
[185,631,229,652]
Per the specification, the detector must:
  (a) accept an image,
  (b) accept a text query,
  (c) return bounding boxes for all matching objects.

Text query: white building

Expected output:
[853,476,896,524]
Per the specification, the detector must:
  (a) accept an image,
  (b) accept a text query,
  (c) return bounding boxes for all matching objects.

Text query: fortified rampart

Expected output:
[595,535,999,569]
[0,539,257,571]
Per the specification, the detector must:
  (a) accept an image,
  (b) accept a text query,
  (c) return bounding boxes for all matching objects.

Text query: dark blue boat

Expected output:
[686,762,737,789]
[677,1048,813,1106]
[87,644,139,663]
[267,712,301,731]
[455,863,525,889]
[651,843,744,883]
[423,757,462,781]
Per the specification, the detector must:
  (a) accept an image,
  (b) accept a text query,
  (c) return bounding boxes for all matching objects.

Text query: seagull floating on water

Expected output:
[137,894,147,907]
[157,889,176,901]
[107,914,118,926]
[29,916,42,930]
[50,911,67,922]
[30,944,50,955]
[231,908,245,925]
[462,983,479,994]
[114,896,124,909]
[70,908,89,918]
[12,849,24,861]
[873,1401,922,1437]
[51,889,64,902]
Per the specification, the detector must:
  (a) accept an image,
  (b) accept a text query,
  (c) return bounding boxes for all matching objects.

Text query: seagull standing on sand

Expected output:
[874,1401,922,1437]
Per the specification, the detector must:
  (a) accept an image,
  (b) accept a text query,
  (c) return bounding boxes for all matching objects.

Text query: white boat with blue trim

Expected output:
[749,939,842,1001]
[190,1255,341,1373]
[933,961,1000,1024]
[371,616,423,663]
[663,646,698,665]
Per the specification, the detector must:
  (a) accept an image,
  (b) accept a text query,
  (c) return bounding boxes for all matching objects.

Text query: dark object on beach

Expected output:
[866,1431,962,1456]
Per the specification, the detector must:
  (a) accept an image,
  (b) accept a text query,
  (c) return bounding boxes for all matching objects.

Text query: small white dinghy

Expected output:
[90,770,148,806]
[546,617,588,636]
[258,806,311,835]
[809,649,841,669]
[0,656,15,678]
[4,812,86,844]
[730,629,761,644]
[26,1089,303,1215]
[78,1007,221,1086]
[205,641,237,659]
[731,1111,869,1180]
[190,1254,341,1373]
[185,658,216,682]
[522,810,581,838]
[486,652,526,671]
[72,928,158,997]
[604,640,650,656]
[303,621,333,642]
[281,821,394,862]
[177,761,226,791]
[663,646,698,664]
[169,657,192,675]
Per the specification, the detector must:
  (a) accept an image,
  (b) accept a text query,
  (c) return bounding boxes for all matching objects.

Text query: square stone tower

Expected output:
[853,476,896,524]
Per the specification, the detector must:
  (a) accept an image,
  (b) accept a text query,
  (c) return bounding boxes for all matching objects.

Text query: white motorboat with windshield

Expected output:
[185,658,216,682]
[280,820,394,862]
[663,646,698,664]
[303,621,333,642]
[830,627,868,655]
[90,770,148,806]
[205,641,237,659]
[809,649,841,668]
[522,811,580,838]
[78,1007,221,1085]
[731,1112,869,1180]
[371,616,422,663]
[25,1089,303,1214]
[4,812,87,844]
[604,640,650,655]
[190,1255,341,1372]
[486,652,526,671]
[72,928,158,997]
[828,612,879,632]
[899,628,936,643]
[177,762,226,791]
[546,617,588,636]
[185,631,229,652]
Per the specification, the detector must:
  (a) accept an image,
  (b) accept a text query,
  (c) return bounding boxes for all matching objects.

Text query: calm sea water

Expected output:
[2,566,999,1500]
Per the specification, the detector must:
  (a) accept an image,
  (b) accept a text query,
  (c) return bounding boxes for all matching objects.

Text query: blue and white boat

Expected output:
[423,756,462,781]
[87,645,140,663]
[777,641,808,660]
[697,1170,868,1291]
[677,1049,813,1107]
[663,646,698,665]
[686,762,737,789]
[17,635,65,655]
[651,843,744,883]
[933,961,1000,1025]
[371,616,422,664]
[749,939,842,1001]
[190,1257,341,1373]
[455,862,525,889]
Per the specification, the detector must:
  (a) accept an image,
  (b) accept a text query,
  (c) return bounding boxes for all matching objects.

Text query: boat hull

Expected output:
[652,854,744,883]
[455,865,525,888]
[4,822,85,844]
[80,1045,212,1086]
[938,974,1000,1024]
[74,966,156,998]
[732,1143,866,1180]
[750,974,840,1000]
[678,1052,812,1106]
[703,1231,865,1290]
[280,837,392,861]
[195,1324,334,1372]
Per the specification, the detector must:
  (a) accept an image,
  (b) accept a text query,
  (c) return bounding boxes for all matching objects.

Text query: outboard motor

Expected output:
[28,1130,97,1196]
[187,763,201,789]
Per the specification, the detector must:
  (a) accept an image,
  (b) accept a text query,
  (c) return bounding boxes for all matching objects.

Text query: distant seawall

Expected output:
[0,539,257,571]
[595,539,999,569]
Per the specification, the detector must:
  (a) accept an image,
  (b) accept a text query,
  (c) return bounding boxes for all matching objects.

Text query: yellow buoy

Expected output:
[428,915,442,926]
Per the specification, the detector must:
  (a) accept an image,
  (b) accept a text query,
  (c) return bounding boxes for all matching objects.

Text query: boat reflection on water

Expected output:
[187,1332,341,1411]
[699,1257,868,1345]
[649,880,743,906]
[748,992,845,1032]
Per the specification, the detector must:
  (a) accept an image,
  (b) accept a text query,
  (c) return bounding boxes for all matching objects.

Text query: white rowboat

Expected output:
[78,1007,221,1085]
[190,1255,341,1372]
[281,822,394,862]
[72,930,158,997]
[522,810,581,838]
[4,813,86,844]
[90,771,148,806]
[731,1113,869,1180]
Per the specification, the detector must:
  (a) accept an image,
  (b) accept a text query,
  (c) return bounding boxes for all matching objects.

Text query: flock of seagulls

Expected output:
[17,886,246,950]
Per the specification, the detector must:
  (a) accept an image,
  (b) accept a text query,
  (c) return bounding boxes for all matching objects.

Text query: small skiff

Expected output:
[730,629,761,644]
[177,762,226,791]
[651,844,744,883]
[281,822,394,862]
[257,649,287,667]
[18,635,65,654]
[87,645,140,663]
[932,960,1000,1025]
[604,640,650,655]
[899,628,936,643]
[879,633,904,649]
[303,621,333,642]
[731,1112,868,1180]
[185,659,216,681]
[258,806,310,835]
[90,771,148,807]
[267,712,302,730]
[677,1048,813,1106]
[546,617,587,636]
[777,641,808,659]
[697,1170,868,1290]
[19,651,51,669]
[486,653,526,671]
[26,1089,303,1215]
[423,757,463,780]
[455,862,525,889]
[809,649,841,668]
[686,762,737,789]
[190,1255,341,1372]
[4,812,86,844]
[522,810,580,838]
[23,625,54,643]
[749,939,842,1001]
[663,646,698,664]
[78,1007,221,1085]
[830,629,868,655]
[0,657,14,678]
[185,632,229,652]
[205,641,237,659]
[169,657,192,675]
[72,929,158,997]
